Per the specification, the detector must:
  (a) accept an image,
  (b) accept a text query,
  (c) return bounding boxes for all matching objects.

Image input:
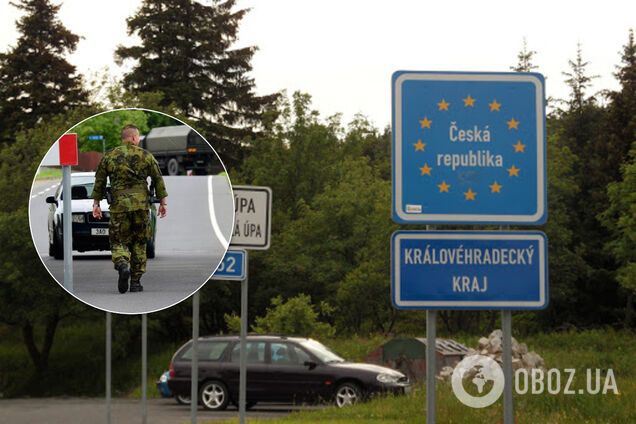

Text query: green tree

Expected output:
[72,109,150,152]
[604,29,636,184]
[0,0,87,143]
[602,143,636,327]
[115,0,277,168]
[538,41,629,327]
[562,43,599,111]
[0,108,96,376]
[250,294,334,338]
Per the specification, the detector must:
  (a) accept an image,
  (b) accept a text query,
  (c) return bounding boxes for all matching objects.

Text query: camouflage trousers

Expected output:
[109,210,150,281]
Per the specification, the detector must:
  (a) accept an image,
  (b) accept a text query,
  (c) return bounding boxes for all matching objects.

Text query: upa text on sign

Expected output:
[392,71,547,224]
[230,186,272,250]
[391,231,548,310]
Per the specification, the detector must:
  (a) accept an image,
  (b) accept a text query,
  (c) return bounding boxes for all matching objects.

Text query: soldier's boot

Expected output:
[129,278,144,292]
[116,262,130,294]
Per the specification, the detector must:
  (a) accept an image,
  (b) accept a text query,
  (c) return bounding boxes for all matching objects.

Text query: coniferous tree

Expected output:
[115,0,277,168]
[510,37,538,72]
[603,29,636,184]
[554,44,622,326]
[0,0,87,143]
[600,29,636,327]
[563,42,599,111]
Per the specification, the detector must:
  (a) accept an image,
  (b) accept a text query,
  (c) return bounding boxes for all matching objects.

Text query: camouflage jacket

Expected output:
[92,143,168,213]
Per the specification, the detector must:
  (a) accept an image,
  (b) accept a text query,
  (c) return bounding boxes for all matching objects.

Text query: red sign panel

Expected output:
[59,133,78,166]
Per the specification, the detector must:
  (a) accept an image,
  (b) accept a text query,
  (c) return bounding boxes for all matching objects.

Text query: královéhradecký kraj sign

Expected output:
[391,231,548,310]
[392,71,546,224]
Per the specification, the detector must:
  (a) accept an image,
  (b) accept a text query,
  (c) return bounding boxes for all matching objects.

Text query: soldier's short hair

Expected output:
[121,124,140,141]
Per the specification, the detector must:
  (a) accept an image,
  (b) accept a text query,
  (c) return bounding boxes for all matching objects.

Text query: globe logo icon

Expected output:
[452,355,505,408]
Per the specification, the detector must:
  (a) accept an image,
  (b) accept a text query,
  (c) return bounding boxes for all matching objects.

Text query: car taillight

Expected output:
[187,147,197,154]
[169,363,175,378]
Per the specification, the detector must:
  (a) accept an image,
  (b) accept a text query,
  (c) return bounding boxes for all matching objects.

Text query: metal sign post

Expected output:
[62,165,73,292]
[238,252,249,424]
[106,312,111,424]
[191,291,199,424]
[426,310,436,424]
[59,133,78,292]
[502,310,514,424]
[141,314,148,424]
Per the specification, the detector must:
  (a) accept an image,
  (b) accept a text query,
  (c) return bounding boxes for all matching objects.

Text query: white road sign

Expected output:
[230,186,272,250]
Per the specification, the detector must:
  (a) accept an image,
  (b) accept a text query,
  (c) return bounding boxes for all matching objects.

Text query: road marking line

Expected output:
[208,176,229,249]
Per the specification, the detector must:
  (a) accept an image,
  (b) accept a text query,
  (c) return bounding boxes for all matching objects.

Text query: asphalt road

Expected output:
[29,175,234,314]
[0,398,323,424]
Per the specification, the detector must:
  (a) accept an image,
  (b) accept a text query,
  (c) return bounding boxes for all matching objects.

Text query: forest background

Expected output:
[0,0,634,397]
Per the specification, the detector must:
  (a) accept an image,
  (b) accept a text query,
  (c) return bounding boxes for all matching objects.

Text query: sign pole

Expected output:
[106,312,111,424]
[239,252,249,424]
[426,310,437,423]
[500,224,514,424]
[62,165,73,292]
[190,291,199,424]
[502,310,514,424]
[141,314,148,424]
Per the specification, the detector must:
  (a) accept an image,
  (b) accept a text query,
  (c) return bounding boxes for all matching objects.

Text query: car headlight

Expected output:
[377,373,400,384]
[72,214,85,223]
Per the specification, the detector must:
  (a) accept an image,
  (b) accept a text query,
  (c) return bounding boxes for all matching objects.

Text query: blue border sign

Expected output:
[392,71,547,224]
[391,231,548,310]
[212,250,246,281]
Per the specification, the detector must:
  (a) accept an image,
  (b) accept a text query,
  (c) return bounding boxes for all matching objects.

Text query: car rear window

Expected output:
[180,341,229,361]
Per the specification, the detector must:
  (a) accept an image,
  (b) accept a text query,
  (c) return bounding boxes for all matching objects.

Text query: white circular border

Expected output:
[27,107,236,315]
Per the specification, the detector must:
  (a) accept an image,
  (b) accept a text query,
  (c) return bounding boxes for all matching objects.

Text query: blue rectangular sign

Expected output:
[212,250,246,280]
[391,231,548,310]
[88,135,104,140]
[392,71,547,224]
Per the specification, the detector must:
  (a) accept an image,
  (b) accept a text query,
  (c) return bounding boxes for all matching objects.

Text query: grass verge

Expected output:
[206,329,635,424]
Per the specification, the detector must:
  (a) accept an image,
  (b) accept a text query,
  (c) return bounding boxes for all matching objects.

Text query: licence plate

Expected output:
[91,228,109,236]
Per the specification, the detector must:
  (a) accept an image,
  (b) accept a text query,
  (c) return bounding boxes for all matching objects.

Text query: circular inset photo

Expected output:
[28,108,234,314]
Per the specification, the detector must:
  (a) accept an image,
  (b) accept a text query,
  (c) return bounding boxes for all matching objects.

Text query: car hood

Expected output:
[328,362,405,377]
[58,199,110,213]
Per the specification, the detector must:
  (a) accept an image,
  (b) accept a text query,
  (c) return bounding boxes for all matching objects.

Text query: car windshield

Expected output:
[298,339,345,363]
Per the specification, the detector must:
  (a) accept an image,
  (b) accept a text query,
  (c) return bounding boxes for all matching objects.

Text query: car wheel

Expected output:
[52,235,63,260]
[334,382,361,408]
[175,394,191,405]
[167,158,180,176]
[199,380,229,411]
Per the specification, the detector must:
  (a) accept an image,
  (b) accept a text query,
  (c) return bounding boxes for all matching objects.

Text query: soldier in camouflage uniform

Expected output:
[91,124,168,293]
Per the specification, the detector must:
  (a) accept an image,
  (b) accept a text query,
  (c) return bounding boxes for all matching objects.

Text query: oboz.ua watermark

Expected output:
[451,355,619,408]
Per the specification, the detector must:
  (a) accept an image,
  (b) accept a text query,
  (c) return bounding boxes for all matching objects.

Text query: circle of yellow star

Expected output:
[438,181,450,193]
[489,100,501,112]
[507,118,520,130]
[437,99,450,111]
[414,140,426,151]
[507,165,520,177]
[464,188,477,200]
[420,163,432,176]
[489,181,502,193]
[419,117,432,129]
[513,140,526,153]
[463,95,476,107]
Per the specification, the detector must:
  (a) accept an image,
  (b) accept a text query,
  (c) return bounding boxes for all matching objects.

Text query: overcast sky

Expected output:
[1,0,635,128]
